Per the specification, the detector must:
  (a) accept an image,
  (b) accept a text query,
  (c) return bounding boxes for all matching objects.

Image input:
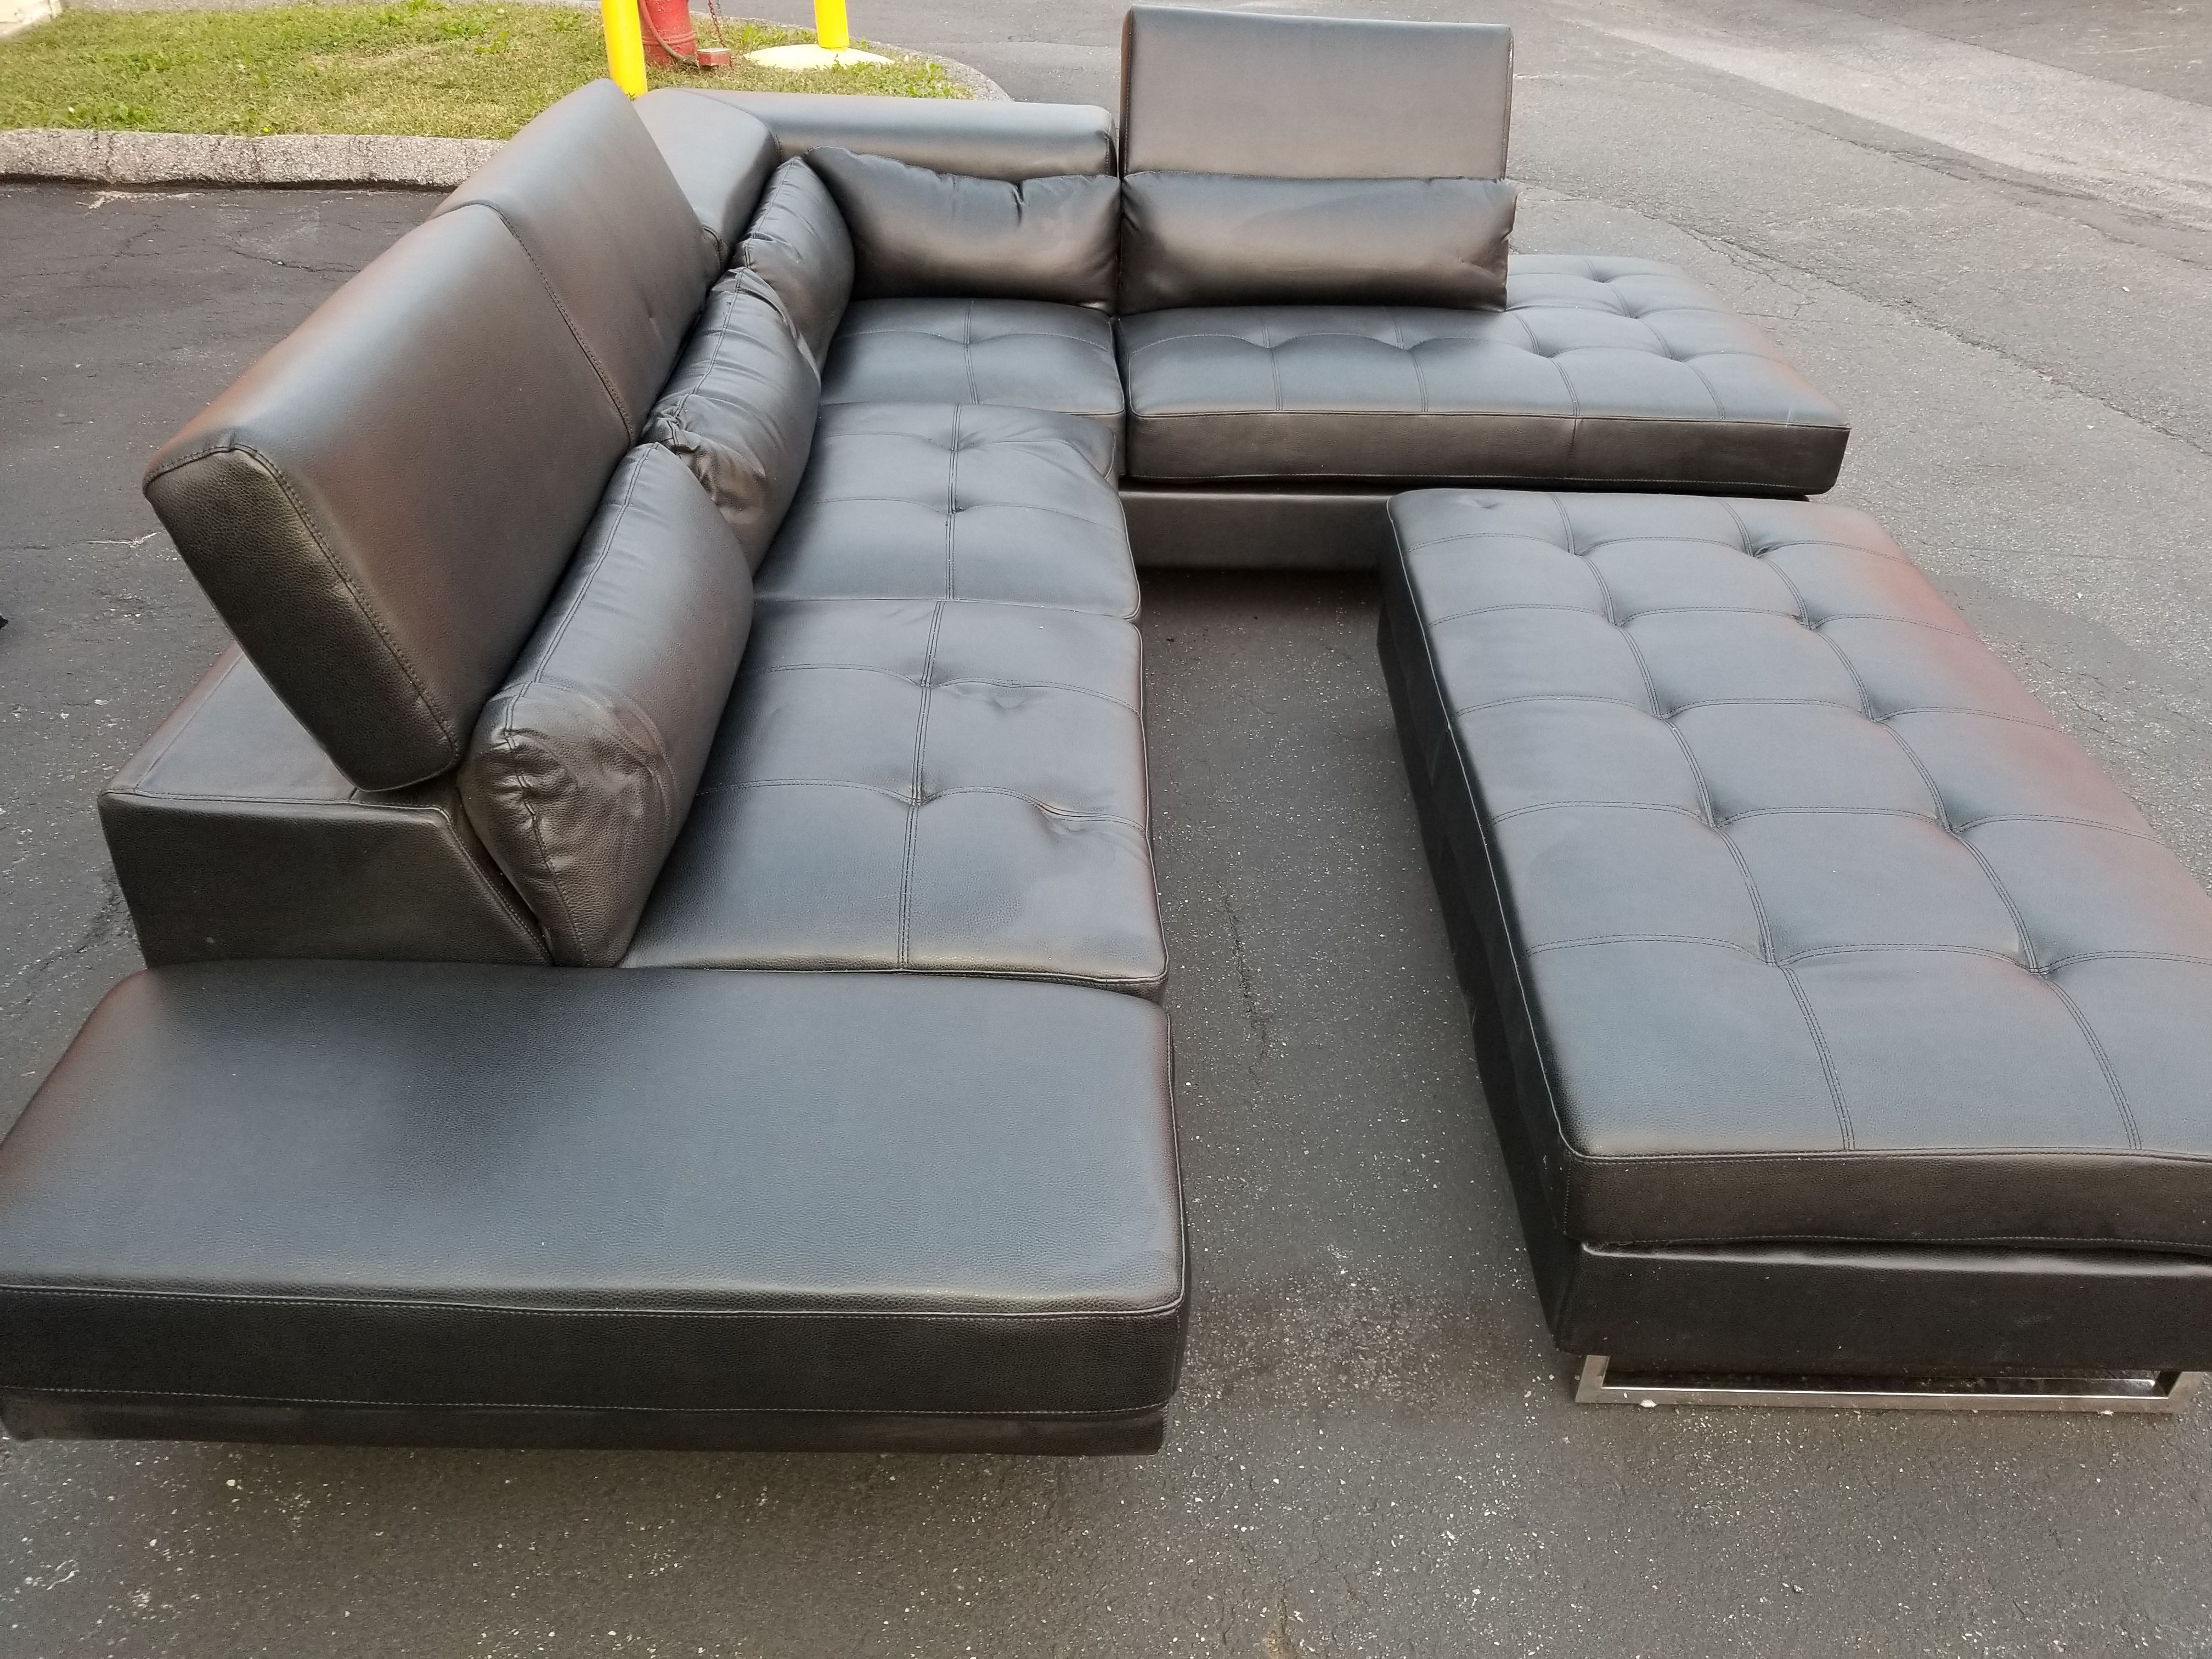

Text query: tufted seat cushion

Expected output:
[1120,256,1849,494]
[625,597,1166,996]
[822,298,1126,460]
[1384,489,2212,1252]
[757,403,1138,618]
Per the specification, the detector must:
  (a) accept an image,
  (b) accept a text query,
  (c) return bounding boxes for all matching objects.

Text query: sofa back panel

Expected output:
[633,87,781,261]
[1119,173,1515,312]
[808,148,1119,308]
[645,268,822,566]
[699,90,1116,180]
[737,157,853,368]
[144,206,631,793]
[461,444,753,967]
[1120,7,1512,179]
[436,78,719,436]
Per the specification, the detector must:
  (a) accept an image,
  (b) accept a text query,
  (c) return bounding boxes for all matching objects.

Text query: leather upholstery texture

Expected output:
[645,268,821,566]
[1390,752,2212,1376]
[100,648,548,967]
[1121,7,1513,179]
[823,298,1126,458]
[461,446,754,967]
[1119,257,1851,492]
[433,78,717,438]
[0,963,1185,1431]
[144,205,629,792]
[808,148,1120,308]
[696,90,1118,180]
[1119,173,1515,313]
[1385,489,2212,1252]
[736,157,853,370]
[626,598,1167,996]
[758,403,1138,617]
[631,87,780,262]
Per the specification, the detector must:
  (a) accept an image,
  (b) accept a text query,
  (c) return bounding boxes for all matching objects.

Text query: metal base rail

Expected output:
[1576,1356,2205,1414]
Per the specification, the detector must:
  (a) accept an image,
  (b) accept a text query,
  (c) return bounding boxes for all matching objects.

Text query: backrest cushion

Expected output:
[144,206,631,792]
[806,146,1119,308]
[632,87,781,262]
[461,444,753,967]
[1120,7,1513,179]
[1119,173,1517,312]
[435,78,718,436]
[644,268,822,567]
[736,157,853,369]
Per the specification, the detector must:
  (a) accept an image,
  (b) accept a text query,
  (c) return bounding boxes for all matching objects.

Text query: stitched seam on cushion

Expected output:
[1393,309,1434,416]
[2045,949,2212,972]
[1448,692,1657,718]
[1779,961,1855,1149]
[0,1285,1187,1319]
[795,497,1122,533]
[2045,975,2143,1151]
[899,602,946,968]
[1424,601,1610,627]
[695,778,911,804]
[1490,800,1708,825]
[0,1385,1181,1417]
[1126,409,1840,431]
[944,404,961,599]
[1953,812,2162,839]
[1780,942,2040,966]
[467,202,633,432]
[1525,934,1759,956]
[1862,708,1956,825]
[170,444,458,759]
[963,301,982,403]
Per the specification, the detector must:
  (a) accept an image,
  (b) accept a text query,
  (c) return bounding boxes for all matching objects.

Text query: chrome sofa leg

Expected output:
[1575,1355,2204,1414]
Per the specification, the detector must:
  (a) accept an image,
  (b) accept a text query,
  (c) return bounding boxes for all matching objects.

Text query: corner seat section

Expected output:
[822,299,1126,467]
[0,962,1185,1452]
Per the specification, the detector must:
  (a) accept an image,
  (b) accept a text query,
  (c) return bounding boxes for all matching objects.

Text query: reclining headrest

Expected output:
[1120,6,1514,179]
[436,78,719,436]
[144,206,632,792]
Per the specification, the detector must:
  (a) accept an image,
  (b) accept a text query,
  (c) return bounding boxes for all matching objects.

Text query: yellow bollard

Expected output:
[600,0,648,95]
[814,0,851,52]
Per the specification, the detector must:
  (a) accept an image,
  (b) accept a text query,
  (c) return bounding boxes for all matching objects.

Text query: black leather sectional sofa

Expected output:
[2,7,2205,1447]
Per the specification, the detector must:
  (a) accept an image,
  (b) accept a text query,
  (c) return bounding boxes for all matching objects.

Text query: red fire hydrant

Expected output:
[637,0,729,66]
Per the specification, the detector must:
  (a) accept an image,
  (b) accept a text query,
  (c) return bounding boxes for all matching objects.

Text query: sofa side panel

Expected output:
[101,648,547,967]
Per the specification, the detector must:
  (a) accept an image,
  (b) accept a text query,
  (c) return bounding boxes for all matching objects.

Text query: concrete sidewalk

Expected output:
[3,2,2211,1654]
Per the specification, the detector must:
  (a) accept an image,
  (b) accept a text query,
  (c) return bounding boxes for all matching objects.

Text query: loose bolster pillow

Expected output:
[461,444,753,967]
[736,156,854,370]
[804,146,1120,307]
[1118,172,1517,313]
[644,266,821,566]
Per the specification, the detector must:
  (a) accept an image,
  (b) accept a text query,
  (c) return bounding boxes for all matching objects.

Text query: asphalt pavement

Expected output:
[4,0,2212,1653]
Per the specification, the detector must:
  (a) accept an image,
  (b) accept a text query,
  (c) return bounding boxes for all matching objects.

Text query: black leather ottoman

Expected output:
[0,963,1186,1450]
[1382,489,2212,1399]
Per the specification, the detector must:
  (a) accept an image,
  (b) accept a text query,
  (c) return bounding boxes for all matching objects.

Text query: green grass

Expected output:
[0,2,963,139]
